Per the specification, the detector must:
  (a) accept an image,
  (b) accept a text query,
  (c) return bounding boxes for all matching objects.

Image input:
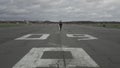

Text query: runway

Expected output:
[0,24,120,68]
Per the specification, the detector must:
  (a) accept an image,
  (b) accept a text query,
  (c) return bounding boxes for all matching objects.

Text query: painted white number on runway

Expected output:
[67,34,98,40]
[15,34,50,40]
[12,48,99,68]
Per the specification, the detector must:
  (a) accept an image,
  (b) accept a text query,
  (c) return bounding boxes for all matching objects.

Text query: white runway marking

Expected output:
[13,48,99,68]
[67,34,98,40]
[15,34,50,40]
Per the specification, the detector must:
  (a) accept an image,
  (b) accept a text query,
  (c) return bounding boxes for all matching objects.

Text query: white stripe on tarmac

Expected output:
[13,48,99,68]
[78,34,98,40]
[67,34,98,40]
[15,34,50,40]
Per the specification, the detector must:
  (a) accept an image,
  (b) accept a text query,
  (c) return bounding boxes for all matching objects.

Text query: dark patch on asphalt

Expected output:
[41,51,73,59]
[28,35,42,38]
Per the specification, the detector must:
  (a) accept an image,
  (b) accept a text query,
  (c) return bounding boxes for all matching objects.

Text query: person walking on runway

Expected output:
[59,21,62,31]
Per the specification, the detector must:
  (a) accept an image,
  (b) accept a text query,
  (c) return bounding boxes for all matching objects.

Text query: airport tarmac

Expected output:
[0,24,120,68]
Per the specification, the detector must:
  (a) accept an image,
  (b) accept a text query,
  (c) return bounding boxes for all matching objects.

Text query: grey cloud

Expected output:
[0,0,120,21]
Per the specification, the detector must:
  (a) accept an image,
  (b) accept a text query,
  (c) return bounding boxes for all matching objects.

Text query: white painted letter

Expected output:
[67,34,97,40]
[15,34,50,40]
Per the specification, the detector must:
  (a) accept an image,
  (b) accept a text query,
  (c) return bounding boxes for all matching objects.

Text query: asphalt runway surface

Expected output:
[0,24,120,68]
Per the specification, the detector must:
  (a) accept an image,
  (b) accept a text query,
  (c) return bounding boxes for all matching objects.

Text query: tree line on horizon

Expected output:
[0,21,120,24]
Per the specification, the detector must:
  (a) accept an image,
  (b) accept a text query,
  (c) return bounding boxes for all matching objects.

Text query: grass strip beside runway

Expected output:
[0,23,26,27]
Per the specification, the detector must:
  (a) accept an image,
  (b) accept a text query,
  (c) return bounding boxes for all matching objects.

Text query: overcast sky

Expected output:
[0,0,120,21]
